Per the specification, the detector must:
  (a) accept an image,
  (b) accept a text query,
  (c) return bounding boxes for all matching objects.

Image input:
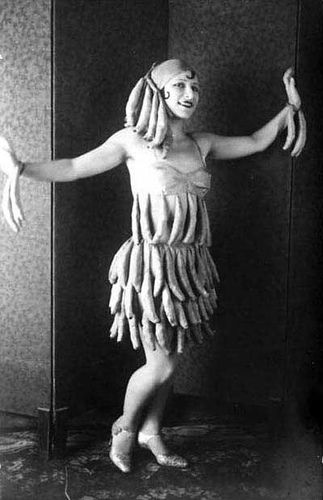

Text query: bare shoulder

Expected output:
[104,127,143,157]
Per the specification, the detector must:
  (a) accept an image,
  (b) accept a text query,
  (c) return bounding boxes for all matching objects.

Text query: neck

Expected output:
[168,118,186,141]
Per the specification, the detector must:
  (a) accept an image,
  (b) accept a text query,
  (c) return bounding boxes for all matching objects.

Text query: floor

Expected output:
[0,403,322,500]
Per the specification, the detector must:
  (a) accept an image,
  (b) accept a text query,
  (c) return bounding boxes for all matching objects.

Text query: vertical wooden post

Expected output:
[38,406,69,459]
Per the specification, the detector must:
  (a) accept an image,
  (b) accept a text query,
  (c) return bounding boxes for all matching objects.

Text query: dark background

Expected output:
[1,0,323,423]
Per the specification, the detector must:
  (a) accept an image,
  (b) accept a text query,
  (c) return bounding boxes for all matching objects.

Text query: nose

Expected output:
[184,86,194,100]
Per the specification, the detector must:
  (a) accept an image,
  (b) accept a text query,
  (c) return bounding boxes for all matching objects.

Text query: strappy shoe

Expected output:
[138,431,188,468]
[109,420,136,473]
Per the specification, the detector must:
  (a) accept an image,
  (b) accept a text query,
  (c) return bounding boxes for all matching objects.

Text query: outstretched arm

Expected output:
[206,105,292,160]
[20,132,128,182]
[0,129,129,231]
[202,68,306,161]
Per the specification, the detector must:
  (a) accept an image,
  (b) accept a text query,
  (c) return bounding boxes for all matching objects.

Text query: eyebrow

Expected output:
[173,78,200,86]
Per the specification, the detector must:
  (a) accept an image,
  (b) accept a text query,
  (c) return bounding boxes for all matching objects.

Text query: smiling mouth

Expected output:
[179,102,194,108]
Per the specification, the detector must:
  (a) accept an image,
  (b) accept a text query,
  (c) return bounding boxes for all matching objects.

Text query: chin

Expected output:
[180,112,195,120]
[174,109,195,120]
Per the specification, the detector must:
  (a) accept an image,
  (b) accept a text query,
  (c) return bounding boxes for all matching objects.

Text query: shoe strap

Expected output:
[112,421,136,438]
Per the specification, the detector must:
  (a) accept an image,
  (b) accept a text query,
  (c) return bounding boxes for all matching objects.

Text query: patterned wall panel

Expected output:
[54,0,168,413]
[169,0,298,403]
[0,0,52,414]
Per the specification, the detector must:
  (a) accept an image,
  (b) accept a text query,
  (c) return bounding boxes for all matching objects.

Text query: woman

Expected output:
[0,59,306,473]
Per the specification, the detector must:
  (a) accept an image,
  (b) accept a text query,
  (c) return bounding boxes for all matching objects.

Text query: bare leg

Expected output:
[140,378,173,435]
[137,379,174,457]
[110,328,189,470]
[137,375,188,467]
[109,330,179,472]
[120,334,179,431]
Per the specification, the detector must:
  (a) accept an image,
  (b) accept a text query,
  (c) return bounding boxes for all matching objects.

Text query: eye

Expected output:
[174,82,185,89]
[192,85,199,93]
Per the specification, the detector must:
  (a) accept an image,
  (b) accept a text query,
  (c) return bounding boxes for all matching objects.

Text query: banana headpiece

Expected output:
[124,59,195,152]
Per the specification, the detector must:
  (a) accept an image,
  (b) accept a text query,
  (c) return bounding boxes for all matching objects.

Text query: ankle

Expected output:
[138,430,160,445]
[138,424,161,437]
[139,431,160,439]
[113,415,136,434]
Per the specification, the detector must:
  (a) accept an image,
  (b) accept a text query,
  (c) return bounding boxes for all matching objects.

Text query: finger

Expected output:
[291,110,306,157]
[284,80,292,104]
[289,78,302,109]
[2,178,19,232]
[0,149,20,177]
[283,70,302,112]
[284,67,294,78]
[290,78,296,99]
[283,73,297,107]
[9,171,25,226]
[10,185,24,228]
[0,137,15,161]
[0,136,12,152]
[291,110,307,157]
[283,67,294,88]
[296,111,307,156]
[283,108,295,150]
[3,180,19,232]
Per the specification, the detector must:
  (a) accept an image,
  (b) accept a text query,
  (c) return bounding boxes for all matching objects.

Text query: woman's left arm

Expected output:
[206,68,306,161]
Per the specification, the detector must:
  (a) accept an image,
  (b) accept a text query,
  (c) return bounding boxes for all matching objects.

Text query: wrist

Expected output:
[18,160,26,176]
[286,102,300,113]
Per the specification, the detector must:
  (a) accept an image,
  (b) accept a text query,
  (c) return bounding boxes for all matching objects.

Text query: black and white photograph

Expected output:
[0,1,322,499]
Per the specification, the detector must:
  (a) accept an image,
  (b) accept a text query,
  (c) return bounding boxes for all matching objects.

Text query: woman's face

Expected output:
[163,71,200,120]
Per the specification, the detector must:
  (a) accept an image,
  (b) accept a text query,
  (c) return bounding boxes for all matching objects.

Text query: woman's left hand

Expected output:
[0,137,24,232]
[282,67,307,157]
[283,67,301,111]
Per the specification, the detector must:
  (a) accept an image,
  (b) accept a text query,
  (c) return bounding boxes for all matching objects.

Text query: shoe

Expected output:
[109,419,136,473]
[138,431,188,468]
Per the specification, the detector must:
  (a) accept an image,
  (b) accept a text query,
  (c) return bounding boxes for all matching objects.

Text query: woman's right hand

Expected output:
[0,136,21,176]
[0,136,25,232]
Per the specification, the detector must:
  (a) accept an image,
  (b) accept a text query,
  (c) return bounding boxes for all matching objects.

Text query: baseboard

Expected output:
[0,410,37,431]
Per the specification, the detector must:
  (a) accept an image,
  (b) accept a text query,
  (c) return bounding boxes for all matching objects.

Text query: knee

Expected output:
[148,357,177,385]
[160,360,177,384]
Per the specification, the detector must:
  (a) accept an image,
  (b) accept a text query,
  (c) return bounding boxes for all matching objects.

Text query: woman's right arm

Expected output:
[0,129,129,231]
[21,130,128,182]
